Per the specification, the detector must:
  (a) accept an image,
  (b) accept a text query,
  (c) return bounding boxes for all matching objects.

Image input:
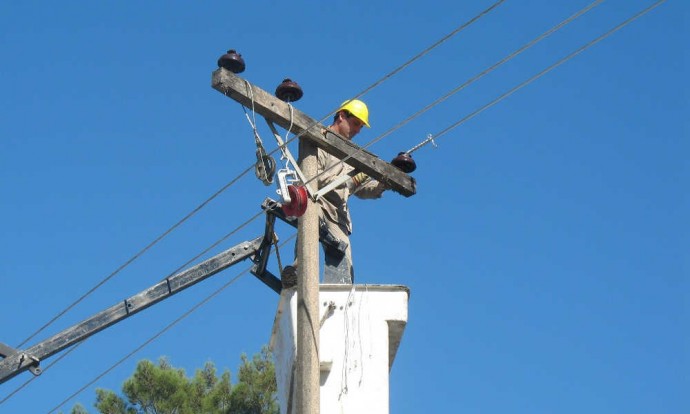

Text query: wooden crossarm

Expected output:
[211,69,416,197]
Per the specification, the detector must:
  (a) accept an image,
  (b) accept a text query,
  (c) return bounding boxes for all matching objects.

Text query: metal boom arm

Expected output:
[0,236,264,385]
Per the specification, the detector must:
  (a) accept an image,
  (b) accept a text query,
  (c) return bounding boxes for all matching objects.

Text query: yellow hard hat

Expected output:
[339,99,370,128]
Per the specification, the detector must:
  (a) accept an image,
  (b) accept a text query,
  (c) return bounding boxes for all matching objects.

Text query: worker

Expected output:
[282,99,387,285]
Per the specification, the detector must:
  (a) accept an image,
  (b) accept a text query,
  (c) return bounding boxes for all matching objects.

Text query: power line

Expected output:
[306,0,664,188]
[430,0,667,143]
[338,0,507,111]
[303,0,605,188]
[265,0,509,177]
[360,0,606,152]
[17,163,254,349]
[162,210,264,279]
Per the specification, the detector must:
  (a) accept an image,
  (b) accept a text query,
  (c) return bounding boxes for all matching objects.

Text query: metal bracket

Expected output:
[21,354,42,377]
[0,343,42,379]
[276,169,299,204]
[312,170,356,201]
[249,212,282,294]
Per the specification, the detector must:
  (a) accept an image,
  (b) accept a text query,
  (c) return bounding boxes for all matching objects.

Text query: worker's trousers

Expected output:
[292,209,354,284]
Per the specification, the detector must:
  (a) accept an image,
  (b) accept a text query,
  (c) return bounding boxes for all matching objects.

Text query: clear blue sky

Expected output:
[1,1,686,413]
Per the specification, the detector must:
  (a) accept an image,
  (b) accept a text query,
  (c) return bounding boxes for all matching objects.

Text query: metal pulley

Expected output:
[254,148,276,186]
[391,152,416,173]
[276,169,308,217]
[217,49,246,73]
[275,78,303,102]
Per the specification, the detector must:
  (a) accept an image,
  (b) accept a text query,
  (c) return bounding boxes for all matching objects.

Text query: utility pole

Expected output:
[212,66,416,414]
[296,138,320,413]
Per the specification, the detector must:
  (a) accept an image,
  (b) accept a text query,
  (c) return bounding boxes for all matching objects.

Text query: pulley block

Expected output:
[217,49,246,73]
[282,185,308,218]
[391,152,416,173]
[254,149,276,186]
[275,78,303,102]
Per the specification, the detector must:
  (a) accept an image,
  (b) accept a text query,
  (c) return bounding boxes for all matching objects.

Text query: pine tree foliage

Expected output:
[70,346,278,414]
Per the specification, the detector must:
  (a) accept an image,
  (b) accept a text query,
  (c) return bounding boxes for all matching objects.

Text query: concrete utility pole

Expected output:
[296,138,320,413]
[212,68,415,414]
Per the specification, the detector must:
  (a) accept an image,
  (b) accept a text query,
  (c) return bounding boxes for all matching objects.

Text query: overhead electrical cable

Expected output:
[427,0,667,145]
[275,0,507,152]
[303,0,606,188]
[162,210,264,279]
[16,163,254,349]
[333,0,507,112]
[359,0,606,152]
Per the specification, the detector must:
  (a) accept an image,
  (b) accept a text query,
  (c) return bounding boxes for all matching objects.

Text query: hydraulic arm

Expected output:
[0,199,351,385]
[0,214,283,385]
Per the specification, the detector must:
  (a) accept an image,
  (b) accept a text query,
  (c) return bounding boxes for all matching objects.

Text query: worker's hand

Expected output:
[351,172,369,187]
[350,171,387,198]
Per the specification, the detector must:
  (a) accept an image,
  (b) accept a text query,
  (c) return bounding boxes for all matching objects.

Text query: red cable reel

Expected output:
[276,169,308,218]
[282,184,308,217]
